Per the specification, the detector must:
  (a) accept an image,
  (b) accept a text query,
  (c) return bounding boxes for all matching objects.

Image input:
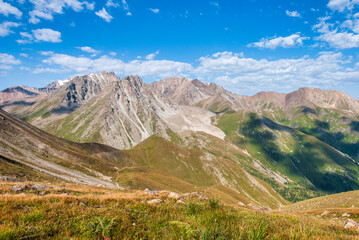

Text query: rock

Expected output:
[177,199,186,205]
[342,213,350,217]
[147,199,163,205]
[237,201,246,207]
[168,192,181,200]
[31,184,52,191]
[344,218,359,229]
[38,191,47,196]
[321,210,330,216]
[0,176,23,182]
[80,202,87,207]
[12,184,27,192]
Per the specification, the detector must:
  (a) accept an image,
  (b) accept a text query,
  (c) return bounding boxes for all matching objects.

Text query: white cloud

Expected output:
[248,33,309,49]
[22,50,359,95]
[77,46,100,55]
[193,51,359,94]
[19,53,28,57]
[0,21,20,36]
[0,53,21,70]
[313,15,359,49]
[0,0,22,18]
[106,0,119,8]
[210,1,220,9]
[95,8,112,22]
[28,0,94,24]
[286,10,301,18]
[33,28,62,42]
[145,50,159,60]
[122,0,131,15]
[109,51,117,56]
[17,29,62,43]
[327,0,359,12]
[36,52,193,78]
[317,31,359,48]
[148,8,159,14]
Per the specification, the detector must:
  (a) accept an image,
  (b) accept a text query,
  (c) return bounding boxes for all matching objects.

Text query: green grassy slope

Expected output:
[214,111,359,202]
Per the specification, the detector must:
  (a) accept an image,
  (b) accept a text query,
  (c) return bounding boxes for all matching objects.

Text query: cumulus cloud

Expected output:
[327,0,359,12]
[148,8,159,14]
[313,15,359,49]
[31,50,359,95]
[0,21,20,36]
[193,51,359,94]
[286,10,301,18]
[33,28,62,42]
[106,0,119,8]
[145,50,159,60]
[17,28,62,44]
[77,46,100,55]
[35,52,193,78]
[0,53,21,70]
[28,0,94,24]
[95,8,112,22]
[248,33,309,49]
[0,0,22,18]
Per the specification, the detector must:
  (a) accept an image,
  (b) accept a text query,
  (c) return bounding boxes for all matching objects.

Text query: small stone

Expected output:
[237,201,246,207]
[80,202,87,207]
[38,191,47,196]
[147,199,163,205]
[259,207,271,212]
[167,192,181,200]
[321,210,330,216]
[342,213,350,217]
[177,199,186,205]
[144,188,159,195]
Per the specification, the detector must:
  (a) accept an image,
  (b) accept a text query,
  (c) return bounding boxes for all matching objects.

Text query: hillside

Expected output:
[2,73,359,203]
[0,109,286,208]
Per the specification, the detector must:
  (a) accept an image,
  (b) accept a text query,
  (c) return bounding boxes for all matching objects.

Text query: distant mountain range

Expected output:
[1,71,359,203]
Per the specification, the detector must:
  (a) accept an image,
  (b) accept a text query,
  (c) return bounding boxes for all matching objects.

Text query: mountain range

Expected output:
[1,71,359,204]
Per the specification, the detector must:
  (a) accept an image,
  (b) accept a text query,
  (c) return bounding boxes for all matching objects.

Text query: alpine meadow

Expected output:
[1,0,359,239]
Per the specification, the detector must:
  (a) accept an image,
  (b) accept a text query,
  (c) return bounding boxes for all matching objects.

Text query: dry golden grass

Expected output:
[0,181,359,239]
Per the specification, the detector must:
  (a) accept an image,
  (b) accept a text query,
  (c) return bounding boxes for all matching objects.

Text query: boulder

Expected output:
[31,184,52,191]
[344,218,359,229]
[12,184,27,192]
[168,192,181,200]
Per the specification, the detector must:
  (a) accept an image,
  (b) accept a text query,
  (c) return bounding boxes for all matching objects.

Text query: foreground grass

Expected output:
[0,183,358,239]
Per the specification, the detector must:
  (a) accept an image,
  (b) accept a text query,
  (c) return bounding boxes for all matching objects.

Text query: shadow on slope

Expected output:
[217,112,359,202]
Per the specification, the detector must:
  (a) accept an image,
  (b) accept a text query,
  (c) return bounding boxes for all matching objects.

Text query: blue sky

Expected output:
[1,0,359,98]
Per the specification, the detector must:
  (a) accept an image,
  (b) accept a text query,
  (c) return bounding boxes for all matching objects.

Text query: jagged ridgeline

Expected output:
[1,72,359,203]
